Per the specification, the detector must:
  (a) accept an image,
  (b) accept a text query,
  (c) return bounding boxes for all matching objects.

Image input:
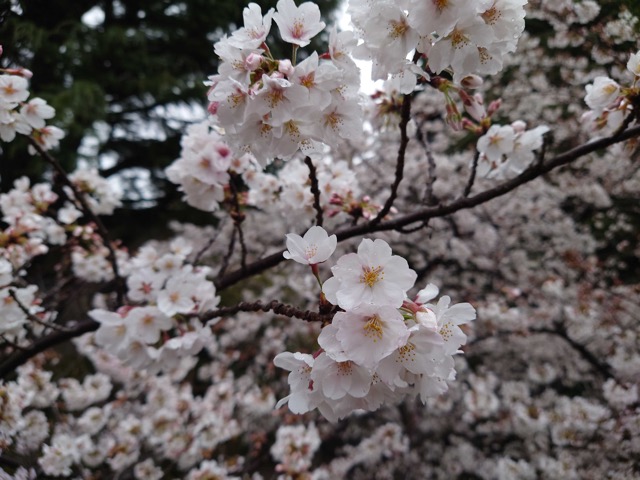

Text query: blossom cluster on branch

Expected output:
[1,0,640,479]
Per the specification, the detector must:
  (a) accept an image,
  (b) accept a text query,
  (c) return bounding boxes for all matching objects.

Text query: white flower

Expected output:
[20,97,55,129]
[0,74,30,104]
[273,351,318,414]
[585,76,620,115]
[477,124,515,162]
[156,277,196,316]
[329,304,410,370]
[228,3,274,50]
[90,309,130,353]
[430,295,476,355]
[283,225,337,265]
[323,238,417,309]
[627,50,640,77]
[127,306,173,344]
[310,352,372,400]
[273,0,326,48]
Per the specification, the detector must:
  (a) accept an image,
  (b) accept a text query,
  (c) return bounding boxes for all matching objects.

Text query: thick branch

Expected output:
[6,125,639,379]
[215,124,640,290]
[0,300,332,379]
[200,299,333,323]
[0,319,98,379]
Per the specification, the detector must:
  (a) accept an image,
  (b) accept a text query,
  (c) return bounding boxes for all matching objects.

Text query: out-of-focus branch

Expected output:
[27,137,125,304]
[0,319,99,379]
[463,150,481,197]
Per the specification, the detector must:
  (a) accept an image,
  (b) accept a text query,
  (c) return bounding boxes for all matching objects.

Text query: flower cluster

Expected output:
[276,228,475,421]
[206,1,363,165]
[166,120,255,211]
[582,49,640,135]
[90,241,220,372]
[476,121,550,179]
[0,46,63,150]
[348,0,527,87]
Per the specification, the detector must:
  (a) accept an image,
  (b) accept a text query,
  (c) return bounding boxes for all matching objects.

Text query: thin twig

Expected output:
[200,299,333,324]
[463,150,481,197]
[304,156,324,227]
[228,174,248,271]
[415,119,438,205]
[214,124,640,290]
[369,91,413,226]
[192,234,219,266]
[7,289,70,333]
[27,138,125,304]
[217,225,237,278]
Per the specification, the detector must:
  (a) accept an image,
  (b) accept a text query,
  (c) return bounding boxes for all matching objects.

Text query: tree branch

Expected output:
[304,156,324,227]
[27,138,125,304]
[215,124,640,290]
[369,92,413,226]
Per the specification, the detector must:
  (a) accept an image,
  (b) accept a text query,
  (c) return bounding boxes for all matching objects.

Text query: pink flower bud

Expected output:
[207,101,219,115]
[460,74,483,89]
[245,53,263,71]
[278,59,294,76]
[487,99,502,116]
[511,120,526,133]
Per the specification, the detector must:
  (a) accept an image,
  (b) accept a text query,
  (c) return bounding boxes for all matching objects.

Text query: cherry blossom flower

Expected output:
[329,304,410,370]
[322,238,417,309]
[228,3,274,49]
[273,351,318,413]
[627,50,640,77]
[585,76,621,115]
[272,0,326,48]
[283,225,337,265]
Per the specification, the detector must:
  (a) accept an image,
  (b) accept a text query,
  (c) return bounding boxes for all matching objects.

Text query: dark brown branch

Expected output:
[415,119,438,205]
[215,124,640,291]
[7,289,70,333]
[304,156,324,227]
[463,150,480,197]
[200,299,333,323]
[7,125,640,378]
[369,92,413,226]
[0,298,332,378]
[0,319,99,379]
[27,138,125,304]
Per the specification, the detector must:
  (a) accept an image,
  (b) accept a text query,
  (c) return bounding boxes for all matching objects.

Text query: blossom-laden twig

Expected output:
[0,299,332,379]
[214,123,640,291]
[26,137,125,304]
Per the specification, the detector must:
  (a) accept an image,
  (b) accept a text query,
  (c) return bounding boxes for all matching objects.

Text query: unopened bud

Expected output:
[207,101,219,115]
[278,59,294,76]
[2,67,33,78]
[245,53,263,71]
[511,119,526,133]
[460,74,483,89]
[487,98,502,116]
[458,90,486,121]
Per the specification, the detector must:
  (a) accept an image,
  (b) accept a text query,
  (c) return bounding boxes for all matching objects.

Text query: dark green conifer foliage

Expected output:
[0,0,339,242]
